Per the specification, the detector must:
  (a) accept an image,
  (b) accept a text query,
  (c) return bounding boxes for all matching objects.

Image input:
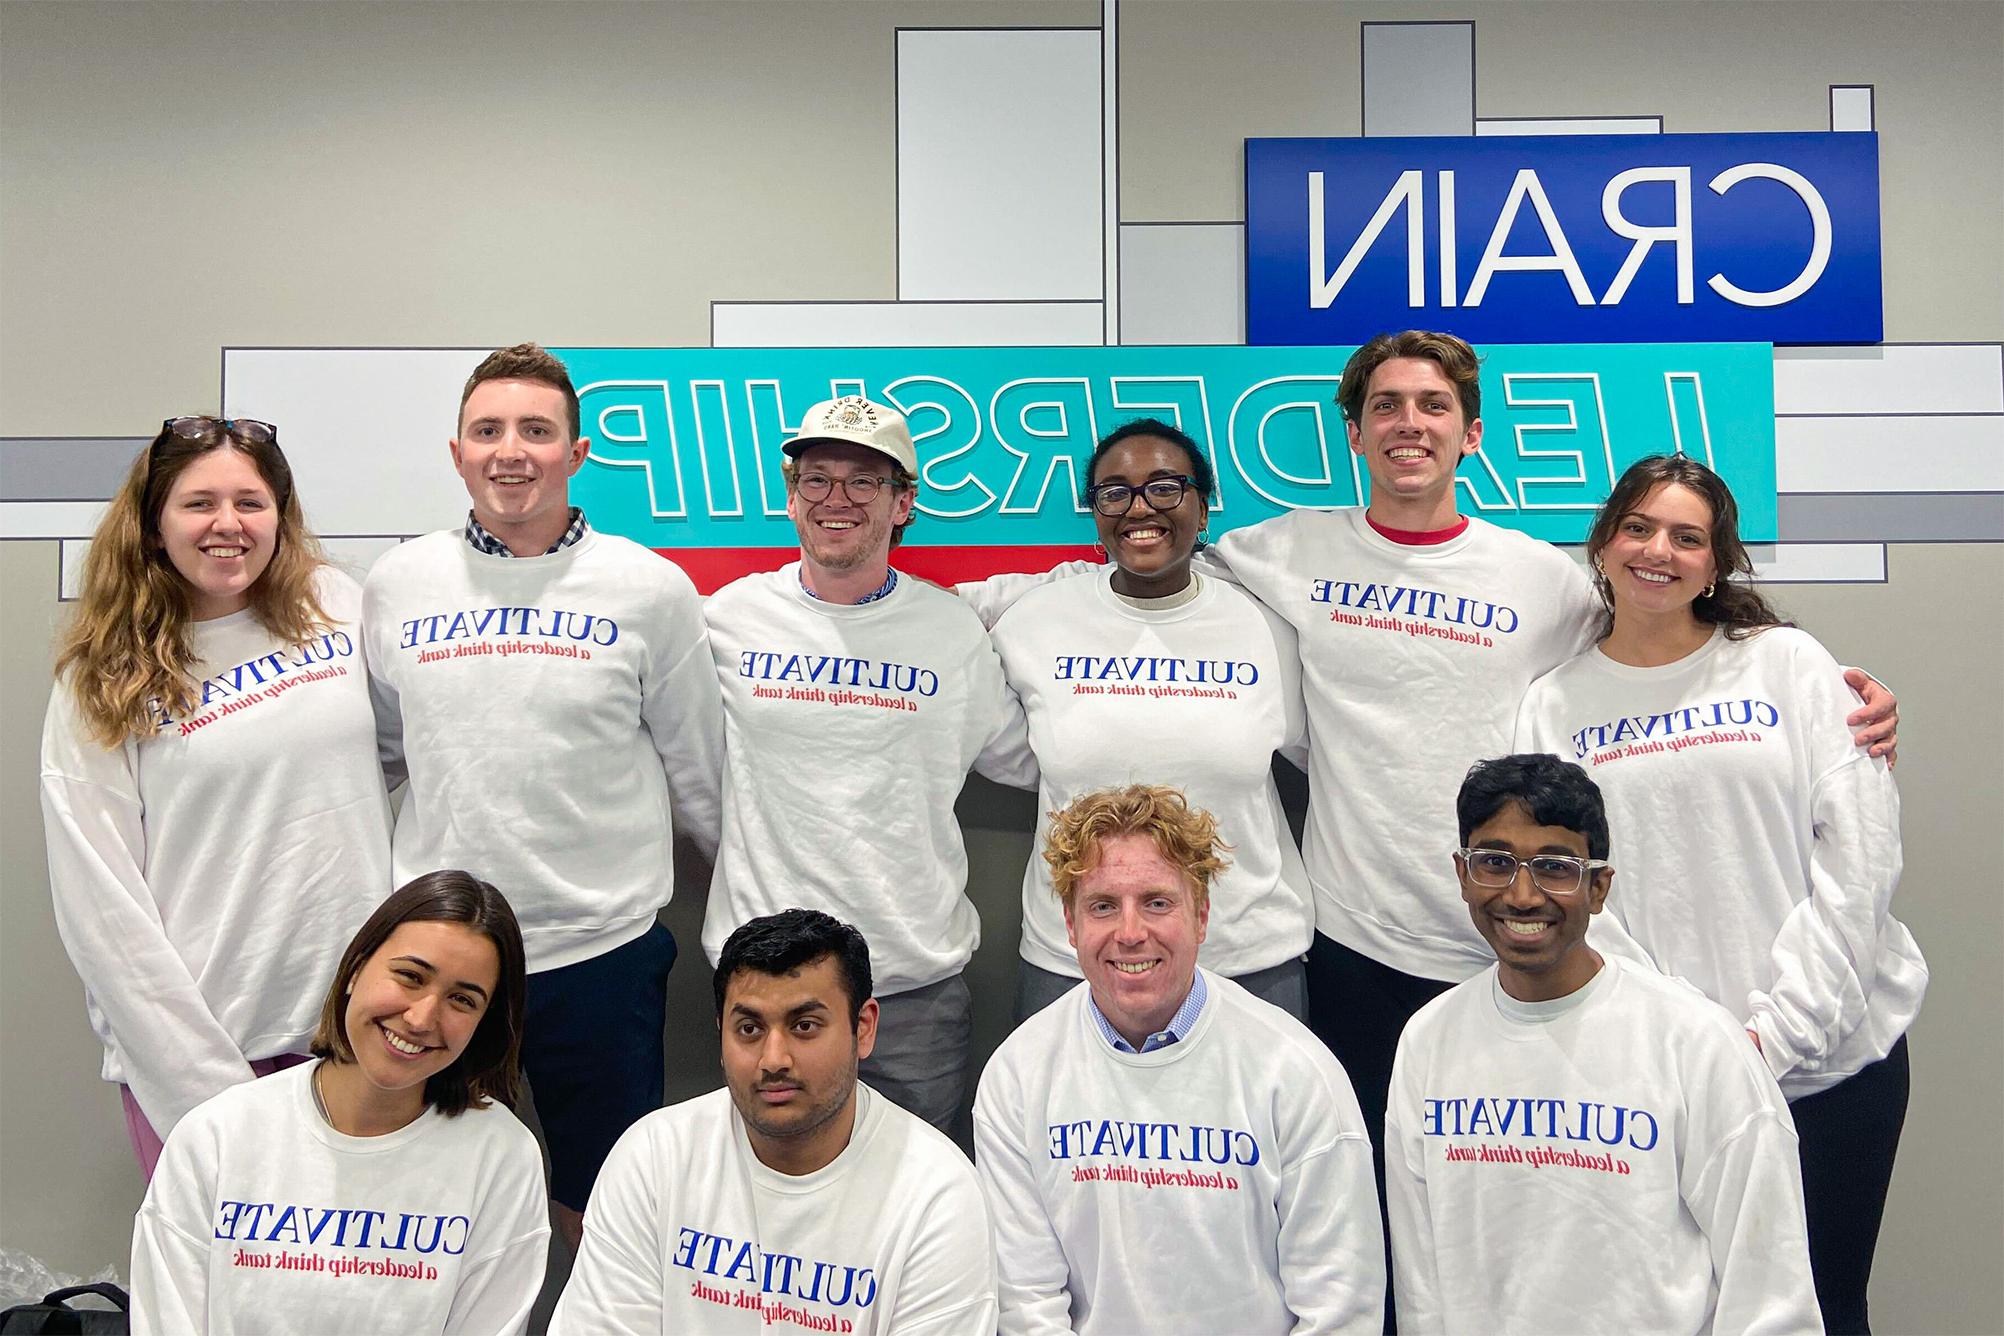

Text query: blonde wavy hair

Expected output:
[1043,784,1232,912]
[53,423,330,748]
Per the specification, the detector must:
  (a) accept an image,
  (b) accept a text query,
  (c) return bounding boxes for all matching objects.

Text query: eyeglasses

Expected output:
[161,416,278,446]
[1084,475,1201,517]
[794,472,897,504]
[1456,848,1609,895]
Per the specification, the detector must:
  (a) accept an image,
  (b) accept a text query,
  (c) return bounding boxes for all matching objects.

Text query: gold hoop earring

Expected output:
[1701,580,1716,599]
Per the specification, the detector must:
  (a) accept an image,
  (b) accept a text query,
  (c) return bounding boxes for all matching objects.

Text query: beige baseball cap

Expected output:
[782,396,917,475]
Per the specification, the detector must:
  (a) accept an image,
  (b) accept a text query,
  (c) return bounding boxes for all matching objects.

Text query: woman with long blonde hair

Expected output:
[41,416,392,1177]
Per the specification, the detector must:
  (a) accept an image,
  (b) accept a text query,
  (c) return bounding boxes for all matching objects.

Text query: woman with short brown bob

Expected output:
[40,417,393,1176]
[131,872,550,1336]
[1514,454,1925,1334]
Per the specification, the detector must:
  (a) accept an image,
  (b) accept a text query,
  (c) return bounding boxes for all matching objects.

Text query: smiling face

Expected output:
[156,447,279,620]
[1458,801,1609,1002]
[720,954,879,1174]
[1597,481,1718,622]
[786,442,914,579]
[1064,833,1209,1048]
[1090,434,1207,597]
[450,377,590,550]
[1347,356,1483,527]
[339,920,499,1111]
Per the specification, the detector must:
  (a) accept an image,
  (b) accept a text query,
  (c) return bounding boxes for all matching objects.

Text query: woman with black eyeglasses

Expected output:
[1512,454,1924,1335]
[41,416,392,1178]
[980,418,1316,1022]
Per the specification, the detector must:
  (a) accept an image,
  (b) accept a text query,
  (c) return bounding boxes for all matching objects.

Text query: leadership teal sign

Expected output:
[557,343,1776,552]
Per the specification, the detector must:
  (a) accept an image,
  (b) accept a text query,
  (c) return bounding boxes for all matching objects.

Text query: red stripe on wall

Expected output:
[651,545,1104,594]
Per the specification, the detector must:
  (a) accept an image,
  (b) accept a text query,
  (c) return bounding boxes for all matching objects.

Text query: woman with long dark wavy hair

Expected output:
[1515,453,1926,1334]
[40,416,392,1175]
[131,872,549,1335]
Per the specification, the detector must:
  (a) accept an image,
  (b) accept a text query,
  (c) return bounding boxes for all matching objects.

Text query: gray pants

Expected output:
[859,973,971,1134]
[1014,956,1308,1025]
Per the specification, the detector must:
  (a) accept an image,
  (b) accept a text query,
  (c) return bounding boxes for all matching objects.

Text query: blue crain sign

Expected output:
[1247,132,1882,346]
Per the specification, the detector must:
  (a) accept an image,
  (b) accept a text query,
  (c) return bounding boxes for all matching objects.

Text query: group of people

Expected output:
[37,329,1922,1334]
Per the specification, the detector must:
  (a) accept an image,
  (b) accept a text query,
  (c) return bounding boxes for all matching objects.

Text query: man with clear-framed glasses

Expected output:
[1384,753,1818,1335]
[701,396,1031,1136]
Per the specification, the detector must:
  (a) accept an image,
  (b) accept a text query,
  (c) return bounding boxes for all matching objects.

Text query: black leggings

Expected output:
[1789,1036,1911,1336]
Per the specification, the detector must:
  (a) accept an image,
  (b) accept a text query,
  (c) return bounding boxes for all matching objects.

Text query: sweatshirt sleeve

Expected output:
[129,1120,217,1336]
[1259,597,1310,770]
[1384,1043,1443,1336]
[39,691,255,1138]
[1276,1119,1386,1334]
[956,560,1100,630]
[360,571,410,791]
[1746,642,1907,1082]
[880,1176,1001,1336]
[640,581,726,862]
[973,1076,1076,1336]
[548,1125,664,1336]
[1682,1110,1820,1336]
[443,1133,552,1336]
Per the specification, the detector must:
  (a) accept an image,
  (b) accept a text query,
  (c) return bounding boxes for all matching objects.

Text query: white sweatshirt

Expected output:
[1386,958,1819,1336]
[974,971,1385,1336]
[1207,510,1599,981]
[131,1061,549,1336]
[551,1083,998,1336]
[1514,627,1924,1097]
[363,530,724,972]
[988,569,1313,977]
[40,568,392,1138]
[701,565,1028,994]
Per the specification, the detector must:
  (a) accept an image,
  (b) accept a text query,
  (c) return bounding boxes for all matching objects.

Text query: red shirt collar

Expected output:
[1365,513,1470,546]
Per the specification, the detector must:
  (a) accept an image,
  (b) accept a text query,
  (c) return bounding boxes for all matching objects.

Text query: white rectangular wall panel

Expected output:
[223,348,488,538]
[1747,543,1887,583]
[1362,22,1474,137]
[896,29,1103,301]
[1830,85,1875,132]
[1773,345,2004,415]
[712,301,1104,348]
[1118,224,1245,346]
[1477,117,1663,136]
[1776,416,2004,493]
[0,500,106,539]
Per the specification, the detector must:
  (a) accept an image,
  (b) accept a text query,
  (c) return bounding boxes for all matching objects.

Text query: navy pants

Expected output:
[522,921,676,1210]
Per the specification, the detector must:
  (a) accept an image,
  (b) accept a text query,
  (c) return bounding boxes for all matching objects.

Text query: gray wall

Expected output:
[3,3,2000,1332]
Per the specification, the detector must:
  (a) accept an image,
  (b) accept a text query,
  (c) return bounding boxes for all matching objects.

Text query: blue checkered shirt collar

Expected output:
[463,507,589,557]
[1089,969,1208,1054]
[799,566,899,605]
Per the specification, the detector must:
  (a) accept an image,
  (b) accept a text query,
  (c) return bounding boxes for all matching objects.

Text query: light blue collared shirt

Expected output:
[1088,970,1209,1054]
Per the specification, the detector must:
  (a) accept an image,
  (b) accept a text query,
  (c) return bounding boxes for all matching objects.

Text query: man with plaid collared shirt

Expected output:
[361,342,724,1255]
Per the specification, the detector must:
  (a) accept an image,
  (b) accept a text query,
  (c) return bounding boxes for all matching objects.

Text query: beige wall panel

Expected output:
[1776,546,2004,1336]
[0,0,1094,435]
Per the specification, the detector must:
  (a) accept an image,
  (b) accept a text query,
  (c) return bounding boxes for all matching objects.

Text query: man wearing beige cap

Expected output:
[701,396,1030,1134]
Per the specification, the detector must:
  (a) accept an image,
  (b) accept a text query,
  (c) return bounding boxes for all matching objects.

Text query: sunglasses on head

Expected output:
[159,415,278,447]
